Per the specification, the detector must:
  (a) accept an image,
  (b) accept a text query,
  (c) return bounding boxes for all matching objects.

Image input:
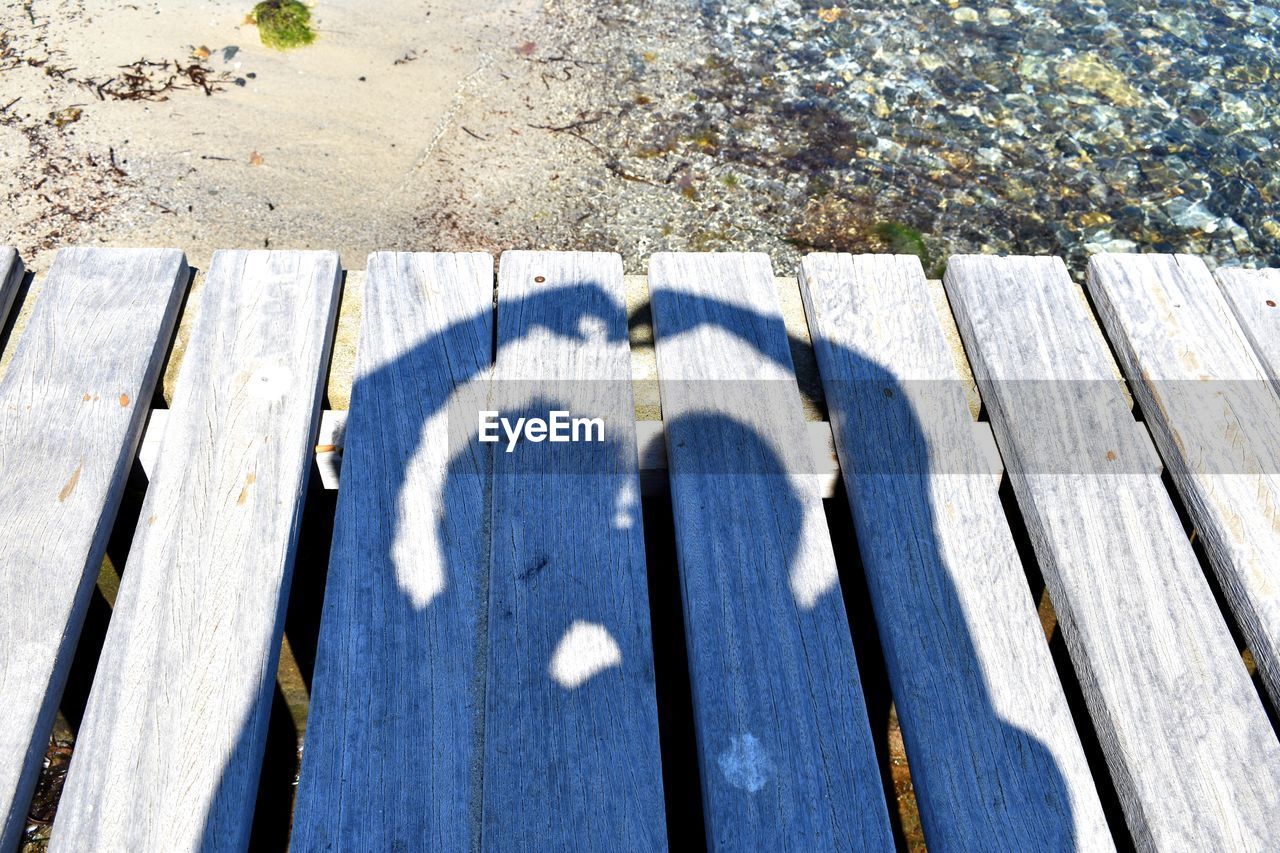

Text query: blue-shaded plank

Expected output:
[648,252,892,850]
[292,253,494,851]
[482,251,667,851]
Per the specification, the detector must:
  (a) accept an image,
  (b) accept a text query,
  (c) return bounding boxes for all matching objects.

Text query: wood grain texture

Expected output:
[1217,267,1280,388]
[0,248,22,337]
[0,248,187,851]
[799,253,1112,850]
[648,252,892,851]
[50,250,341,852]
[945,254,1280,851]
[291,252,494,852]
[483,251,667,851]
[1089,253,1280,707]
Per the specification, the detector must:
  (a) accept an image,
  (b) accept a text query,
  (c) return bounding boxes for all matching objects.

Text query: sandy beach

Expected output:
[1,0,545,273]
[6,0,1276,278]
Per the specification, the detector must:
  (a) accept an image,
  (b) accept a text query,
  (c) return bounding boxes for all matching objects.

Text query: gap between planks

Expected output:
[0,248,23,330]
[945,254,1280,850]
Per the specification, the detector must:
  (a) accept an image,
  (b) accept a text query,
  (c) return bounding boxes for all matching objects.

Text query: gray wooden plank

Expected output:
[648,252,892,850]
[0,247,187,851]
[0,248,22,337]
[799,253,1113,850]
[944,254,1280,850]
[1089,253,1280,707]
[291,252,494,851]
[49,250,341,851]
[483,251,667,850]
[1217,267,1280,389]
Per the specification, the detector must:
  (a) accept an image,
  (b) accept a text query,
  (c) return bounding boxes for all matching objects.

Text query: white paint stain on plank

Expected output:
[717,734,771,794]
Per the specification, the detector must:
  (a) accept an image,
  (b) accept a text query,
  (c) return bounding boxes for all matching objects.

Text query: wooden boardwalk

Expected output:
[1,247,1279,851]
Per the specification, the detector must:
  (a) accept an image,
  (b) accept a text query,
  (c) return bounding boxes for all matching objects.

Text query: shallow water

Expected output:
[510,0,1280,273]
[697,0,1279,268]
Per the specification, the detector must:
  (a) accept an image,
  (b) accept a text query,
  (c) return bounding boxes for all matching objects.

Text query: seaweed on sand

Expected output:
[251,0,317,50]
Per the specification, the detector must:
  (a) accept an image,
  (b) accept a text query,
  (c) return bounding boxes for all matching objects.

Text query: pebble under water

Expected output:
[724,0,1279,268]
[532,0,1280,273]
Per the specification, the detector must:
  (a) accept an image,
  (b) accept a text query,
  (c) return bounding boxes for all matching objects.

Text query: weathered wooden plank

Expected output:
[1089,253,1280,706]
[0,248,22,335]
[291,252,493,851]
[50,250,341,851]
[799,253,1113,850]
[945,254,1280,850]
[648,252,892,850]
[1216,267,1280,388]
[0,248,187,851]
[483,251,667,850]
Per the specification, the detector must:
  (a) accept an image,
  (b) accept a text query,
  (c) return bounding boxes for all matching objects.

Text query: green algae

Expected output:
[252,0,316,50]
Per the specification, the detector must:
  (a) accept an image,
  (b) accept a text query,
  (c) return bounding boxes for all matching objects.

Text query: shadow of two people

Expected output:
[214,278,1082,851]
